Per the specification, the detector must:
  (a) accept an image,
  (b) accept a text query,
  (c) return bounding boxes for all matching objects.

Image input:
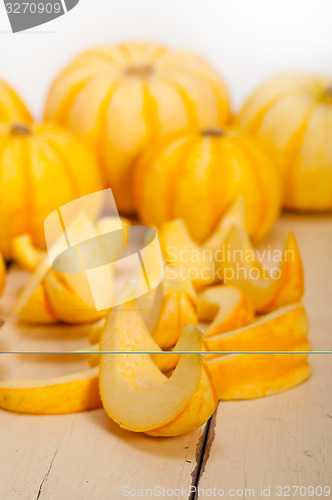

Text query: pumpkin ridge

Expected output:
[142,80,161,142]
[95,79,122,180]
[283,100,319,203]
[50,74,98,127]
[20,136,34,245]
[39,136,79,200]
[168,137,200,221]
[231,137,272,239]
[162,74,200,129]
[244,90,301,132]
[177,66,230,124]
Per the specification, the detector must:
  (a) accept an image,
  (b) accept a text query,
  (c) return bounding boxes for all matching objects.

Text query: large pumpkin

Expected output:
[239,73,332,211]
[0,122,102,258]
[44,42,230,214]
[0,80,31,124]
[133,128,282,243]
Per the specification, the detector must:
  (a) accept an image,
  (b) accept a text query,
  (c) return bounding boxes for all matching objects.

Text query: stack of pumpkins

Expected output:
[0,41,331,265]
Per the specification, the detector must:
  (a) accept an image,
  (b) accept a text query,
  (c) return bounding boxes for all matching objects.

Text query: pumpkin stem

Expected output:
[200,128,225,137]
[11,123,31,136]
[125,64,153,77]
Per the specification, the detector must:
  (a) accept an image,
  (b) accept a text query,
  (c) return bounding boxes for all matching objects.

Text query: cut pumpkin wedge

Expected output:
[206,345,311,400]
[205,303,311,400]
[0,368,101,414]
[99,297,217,436]
[11,234,45,272]
[159,197,245,290]
[221,226,304,312]
[15,213,114,324]
[198,285,254,338]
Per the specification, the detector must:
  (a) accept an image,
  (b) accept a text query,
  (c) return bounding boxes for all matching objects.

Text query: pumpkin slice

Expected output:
[205,303,310,400]
[206,346,311,400]
[205,303,308,353]
[43,271,106,324]
[149,267,197,349]
[0,368,101,414]
[198,285,254,338]
[88,292,185,374]
[221,226,304,312]
[159,197,245,290]
[99,300,217,436]
[0,250,6,296]
[15,213,114,324]
[11,234,45,272]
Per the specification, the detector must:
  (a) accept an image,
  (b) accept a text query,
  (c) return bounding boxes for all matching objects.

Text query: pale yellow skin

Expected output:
[45,42,231,214]
[134,128,282,243]
[0,250,6,296]
[0,80,32,124]
[205,303,311,400]
[0,122,102,258]
[99,299,217,436]
[239,73,332,211]
[0,368,101,415]
[159,197,246,290]
[221,226,304,313]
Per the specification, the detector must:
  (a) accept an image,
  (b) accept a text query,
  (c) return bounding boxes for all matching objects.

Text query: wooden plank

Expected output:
[197,215,332,498]
[0,269,207,499]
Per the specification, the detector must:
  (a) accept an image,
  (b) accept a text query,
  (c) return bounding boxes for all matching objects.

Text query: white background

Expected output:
[0,0,331,120]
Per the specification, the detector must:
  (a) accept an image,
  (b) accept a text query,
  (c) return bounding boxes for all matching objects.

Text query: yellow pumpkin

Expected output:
[239,73,332,211]
[44,42,230,214]
[0,250,6,296]
[0,80,32,124]
[0,122,102,258]
[133,128,282,243]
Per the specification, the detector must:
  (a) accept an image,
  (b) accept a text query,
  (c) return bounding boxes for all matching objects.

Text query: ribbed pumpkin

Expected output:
[44,42,230,214]
[0,80,31,124]
[239,73,332,211]
[133,128,282,243]
[0,122,102,258]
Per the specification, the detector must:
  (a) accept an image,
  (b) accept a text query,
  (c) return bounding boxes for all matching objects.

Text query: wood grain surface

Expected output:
[0,214,331,500]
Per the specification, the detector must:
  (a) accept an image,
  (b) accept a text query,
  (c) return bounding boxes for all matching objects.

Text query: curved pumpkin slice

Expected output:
[198,285,254,338]
[205,303,308,353]
[43,271,106,324]
[99,301,217,436]
[15,214,114,324]
[206,344,311,400]
[17,282,57,324]
[151,290,197,349]
[87,292,183,373]
[88,318,106,345]
[0,367,101,414]
[159,198,245,290]
[0,250,6,296]
[11,234,45,272]
[205,303,310,400]
[204,197,245,252]
[221,226,304,312]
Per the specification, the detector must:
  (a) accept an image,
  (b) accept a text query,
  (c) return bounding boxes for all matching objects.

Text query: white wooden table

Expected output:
[0,215,331,500]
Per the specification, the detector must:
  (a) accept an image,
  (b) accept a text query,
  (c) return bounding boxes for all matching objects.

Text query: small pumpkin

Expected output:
[133,128,282,243]
[44,42,231,214]
[0,122,102,258]
[239,73,332,211]
[0,80,31,124]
